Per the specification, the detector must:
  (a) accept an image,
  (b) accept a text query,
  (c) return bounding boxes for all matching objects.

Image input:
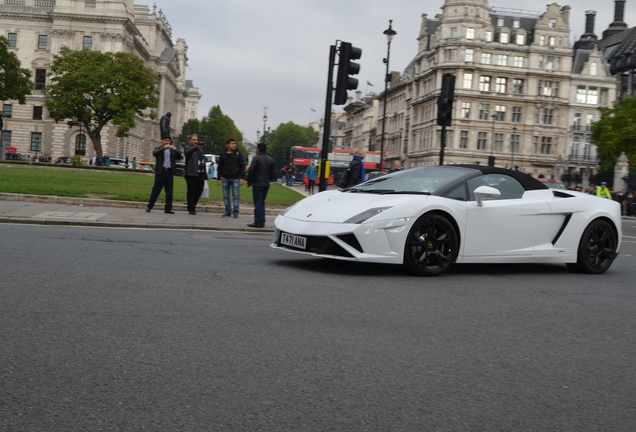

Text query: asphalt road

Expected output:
[1,220,635,431]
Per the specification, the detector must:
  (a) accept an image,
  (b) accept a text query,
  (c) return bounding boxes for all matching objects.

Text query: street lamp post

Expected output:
[511,126,517,170]
[380,20,396,173]
[262,107,268,141]
[488,113,497,166]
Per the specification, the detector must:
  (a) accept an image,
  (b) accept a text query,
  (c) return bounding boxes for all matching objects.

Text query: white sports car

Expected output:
[271,165,622,276]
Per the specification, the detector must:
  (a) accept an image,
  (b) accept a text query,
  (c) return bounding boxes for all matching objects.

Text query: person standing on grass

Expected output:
[146,137,182,214]
[247,143,276,228]
[216,138,245,218]
[184,134,207,215]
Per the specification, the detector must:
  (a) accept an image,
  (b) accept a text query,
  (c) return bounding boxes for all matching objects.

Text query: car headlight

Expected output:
[279,202,298,217]
[344,207,393,224]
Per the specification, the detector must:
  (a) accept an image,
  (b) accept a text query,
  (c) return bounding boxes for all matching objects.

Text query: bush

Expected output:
[71,155,83,167]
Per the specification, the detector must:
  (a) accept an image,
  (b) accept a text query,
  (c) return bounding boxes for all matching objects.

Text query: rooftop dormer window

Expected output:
[497,17,504,27]
[549,18,557,28]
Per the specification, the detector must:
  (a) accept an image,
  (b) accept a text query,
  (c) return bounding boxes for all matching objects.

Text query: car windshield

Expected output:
[542,181,565,190]
[349,166,472,194]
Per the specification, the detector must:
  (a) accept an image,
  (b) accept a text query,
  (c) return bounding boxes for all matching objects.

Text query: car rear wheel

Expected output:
[568,219,617,274]
[404,213,458,276]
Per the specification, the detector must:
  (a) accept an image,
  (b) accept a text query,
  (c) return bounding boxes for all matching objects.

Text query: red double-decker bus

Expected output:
[290,146,381,185]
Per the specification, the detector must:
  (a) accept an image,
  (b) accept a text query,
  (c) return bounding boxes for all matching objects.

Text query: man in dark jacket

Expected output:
[216,138,245,218]
[184,134,207,215]
[247,143,276,228]
[146,137,183,214]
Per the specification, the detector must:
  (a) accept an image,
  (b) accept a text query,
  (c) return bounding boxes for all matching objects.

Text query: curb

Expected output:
[0,216,275,233]
[0,192,284,216]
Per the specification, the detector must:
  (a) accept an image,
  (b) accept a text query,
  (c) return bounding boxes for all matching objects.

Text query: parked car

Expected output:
[4,153,25,161]
[54,156,73,164]
[108,158,127,168]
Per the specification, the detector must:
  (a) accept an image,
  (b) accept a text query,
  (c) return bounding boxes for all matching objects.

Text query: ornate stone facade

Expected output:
[0,0,201,161]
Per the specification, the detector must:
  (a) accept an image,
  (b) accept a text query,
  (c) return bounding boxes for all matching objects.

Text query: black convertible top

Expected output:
[452,165,548,191]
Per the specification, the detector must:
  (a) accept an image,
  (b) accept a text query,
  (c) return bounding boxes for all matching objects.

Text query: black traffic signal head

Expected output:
[334,42,362,105]
[436,74,456,126]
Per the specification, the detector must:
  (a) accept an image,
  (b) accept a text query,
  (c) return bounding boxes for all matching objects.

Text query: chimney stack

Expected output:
[585,10,596,36]
[603,0,628,39]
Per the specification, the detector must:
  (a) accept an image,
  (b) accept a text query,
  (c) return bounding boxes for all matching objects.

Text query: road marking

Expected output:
[32,211,108,221]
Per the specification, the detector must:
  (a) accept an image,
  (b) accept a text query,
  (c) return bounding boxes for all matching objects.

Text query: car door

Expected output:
[461,174,553,257]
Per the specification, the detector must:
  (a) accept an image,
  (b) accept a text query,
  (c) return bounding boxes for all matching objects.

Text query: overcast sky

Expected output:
[158,0,635,142]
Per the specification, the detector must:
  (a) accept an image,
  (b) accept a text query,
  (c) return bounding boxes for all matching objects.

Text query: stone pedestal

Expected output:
[614,152,630,190]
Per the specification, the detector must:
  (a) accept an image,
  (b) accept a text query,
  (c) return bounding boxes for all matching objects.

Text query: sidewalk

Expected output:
[0,193,283,232]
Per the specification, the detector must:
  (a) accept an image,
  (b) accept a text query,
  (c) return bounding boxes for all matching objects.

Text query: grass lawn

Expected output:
[0,165,304,207]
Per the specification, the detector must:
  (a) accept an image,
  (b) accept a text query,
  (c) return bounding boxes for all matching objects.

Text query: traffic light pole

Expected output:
[439,125,446,165]
[319,44,336,193]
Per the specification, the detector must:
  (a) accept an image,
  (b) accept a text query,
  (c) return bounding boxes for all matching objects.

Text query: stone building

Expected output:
[342,0,620,181]
[0,0,200,161]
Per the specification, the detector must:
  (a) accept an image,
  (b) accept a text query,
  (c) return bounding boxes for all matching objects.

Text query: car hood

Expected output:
[281,190,424,223]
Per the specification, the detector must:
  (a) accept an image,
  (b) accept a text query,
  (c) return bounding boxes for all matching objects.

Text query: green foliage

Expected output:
[196,105,246,155]
[70,155,83,167]
[178,118,201,148]
[267,122,320,169]
[44,47,159,157]
[0,36,33,104]
[0,165,303,206]
[592,96,636,174]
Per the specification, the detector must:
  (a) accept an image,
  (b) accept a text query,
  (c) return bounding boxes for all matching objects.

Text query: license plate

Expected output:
[281,232,307,250]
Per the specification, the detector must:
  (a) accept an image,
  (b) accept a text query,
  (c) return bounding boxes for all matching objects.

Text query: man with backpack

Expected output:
[216,138,245,218]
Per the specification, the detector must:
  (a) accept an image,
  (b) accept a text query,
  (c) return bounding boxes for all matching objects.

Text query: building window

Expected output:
[548,36,556,47]
[512,79,524,94]
[461,102,471,118]
[497,55,508,66]
[546,56,554,70]
[539,80,558,97]
[513,19,520,29]
[445,130,454,148]
[541,137,552,154]
[481,53,492,64]
[512,106,522,123]
[516,34,525,45]
[30,133,42,152]
[35,69,46,90]
[586,114,595,129]
[452,49,458,61]
[479,76,491,92]
[463,73,473,89]
[549,18,557,28]
[495,105,506,121]
[584,138,592,160]
[8,33,17,47]
[556,58,561,70]
[543,108,554,125]
[460,130,468,148]
[540,35,545,46]
[485,31,492,42]
[466,28,475,40]
[479,103,490,120]
[477,132,488,150]
[450,27,458,38]
[494,133,504,152]
[500,32,509,44]
[510,134,520,153]
[514,56,525,68]
[465,49,474,62]
[75,134,86,156]
[38,35,48,50]
[3,104,12,118]
[571,136,580,159]
[33,106,43,120]
[591,62,598,76]
[576,87,587,104]
[497,18,504,27]
[2,131,12,147]
[533,136,539,154]
[587,88,599,105]
[495,77,507,93]
[539,56,544,68]
[83,36,93,50]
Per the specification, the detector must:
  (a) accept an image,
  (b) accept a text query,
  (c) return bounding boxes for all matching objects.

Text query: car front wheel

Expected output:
[404,213,458,276]
[567,219,617,274]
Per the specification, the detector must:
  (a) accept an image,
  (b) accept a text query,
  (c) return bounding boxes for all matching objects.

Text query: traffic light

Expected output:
[437,73,456,126]
[334,42,362,105]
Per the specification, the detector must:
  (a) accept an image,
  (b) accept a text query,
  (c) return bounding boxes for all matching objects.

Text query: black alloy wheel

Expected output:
[404,213,459,276]
[567,219,617,274]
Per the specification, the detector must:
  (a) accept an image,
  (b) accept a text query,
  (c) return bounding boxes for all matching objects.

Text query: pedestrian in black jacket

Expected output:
[146,137,183,214]
[247,143,276,228]
[216,138,245,217]
[184,134,207,215]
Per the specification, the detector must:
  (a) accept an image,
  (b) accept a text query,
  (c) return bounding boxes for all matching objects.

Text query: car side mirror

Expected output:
[474,185,501,207]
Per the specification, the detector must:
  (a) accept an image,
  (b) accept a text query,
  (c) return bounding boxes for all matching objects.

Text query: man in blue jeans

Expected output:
[216,138,245,217]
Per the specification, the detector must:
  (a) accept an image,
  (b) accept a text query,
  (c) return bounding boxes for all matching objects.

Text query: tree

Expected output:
[592,96,636,174]
[44,47,159,157]
[0,36,33,105]
[198,105,246,155]
[178,118,201,147]
[268,122,319,169]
